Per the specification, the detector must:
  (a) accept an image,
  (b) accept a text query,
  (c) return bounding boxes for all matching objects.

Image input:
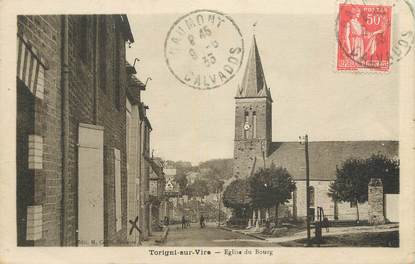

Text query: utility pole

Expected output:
[261,141,266,168]
[217,190,221,227]
[305,134,311,245]
[300,134,311,245]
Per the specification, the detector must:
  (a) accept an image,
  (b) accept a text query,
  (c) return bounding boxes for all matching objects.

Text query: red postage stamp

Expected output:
[337,4,392,71]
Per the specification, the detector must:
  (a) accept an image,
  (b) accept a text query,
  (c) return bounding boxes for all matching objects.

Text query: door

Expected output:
[78,123,104,246]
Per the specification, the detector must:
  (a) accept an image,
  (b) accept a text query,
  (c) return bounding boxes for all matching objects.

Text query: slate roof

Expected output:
[126,70,145,104]
[266,141,399,181]
[150,159,164,180]
[119,15,134,43]
[235,35,272,100]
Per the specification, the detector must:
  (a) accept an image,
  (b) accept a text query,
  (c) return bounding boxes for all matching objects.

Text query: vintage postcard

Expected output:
[0,0,414,263]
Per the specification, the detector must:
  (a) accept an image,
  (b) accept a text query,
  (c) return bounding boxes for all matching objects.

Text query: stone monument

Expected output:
[368,178,385,225]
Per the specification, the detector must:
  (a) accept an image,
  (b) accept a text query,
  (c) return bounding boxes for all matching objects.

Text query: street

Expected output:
[145,223,280,247]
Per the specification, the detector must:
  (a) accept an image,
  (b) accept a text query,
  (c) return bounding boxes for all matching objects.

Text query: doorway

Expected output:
[78,123,104,246]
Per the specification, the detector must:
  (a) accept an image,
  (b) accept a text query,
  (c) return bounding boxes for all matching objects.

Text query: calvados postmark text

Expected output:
[164,10,244,90]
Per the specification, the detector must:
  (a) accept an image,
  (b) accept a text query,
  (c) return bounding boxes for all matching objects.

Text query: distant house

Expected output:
[149,159,166,233]
[186,171,200,184]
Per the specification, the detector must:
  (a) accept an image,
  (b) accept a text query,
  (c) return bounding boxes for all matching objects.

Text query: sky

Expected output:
[126,13,399,165]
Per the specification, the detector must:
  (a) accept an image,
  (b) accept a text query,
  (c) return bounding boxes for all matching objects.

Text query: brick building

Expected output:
[233,36,399,223]
[16,15,139,246]
[125,67,154,243]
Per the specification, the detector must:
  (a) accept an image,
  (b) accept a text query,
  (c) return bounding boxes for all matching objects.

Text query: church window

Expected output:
[252,111,257,138]
[243,111,249,139]
[309,186,315,207]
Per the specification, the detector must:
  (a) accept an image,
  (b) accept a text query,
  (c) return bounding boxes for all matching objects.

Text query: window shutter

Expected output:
[78,123,104,246]
[114,148,122,231]
[17,35,46,100]
[26,205,42,240]
[28,135,42,169]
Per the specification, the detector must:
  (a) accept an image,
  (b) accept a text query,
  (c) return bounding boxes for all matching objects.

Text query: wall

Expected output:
[164,168,176,176]
[139,118,151,240]
[69,15,128,246]
[385,194,399,223]
[17,15,62,246]
[126,99,141,244]
[17,15,132,246]
[233,98,271,179]
[16,82,36,246]
[293,180,368,221]
[368,178,385,224]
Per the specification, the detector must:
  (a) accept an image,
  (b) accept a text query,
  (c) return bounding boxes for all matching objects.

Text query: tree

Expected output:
[207,178,225,194]
[198,159,233,181]
[328,154,399,221]
[174,172,188,195]
[223,179,251,219]
[248,164,296,224]
[187,178,209,200]
[365,154,399,194]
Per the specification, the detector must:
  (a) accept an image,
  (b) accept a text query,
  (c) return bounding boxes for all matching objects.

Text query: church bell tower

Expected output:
[233,35,273,178]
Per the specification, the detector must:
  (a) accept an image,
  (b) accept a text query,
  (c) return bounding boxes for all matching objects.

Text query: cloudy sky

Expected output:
[126,11,399,165]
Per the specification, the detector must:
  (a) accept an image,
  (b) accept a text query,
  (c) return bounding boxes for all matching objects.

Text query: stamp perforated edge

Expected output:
[331,0,413,75]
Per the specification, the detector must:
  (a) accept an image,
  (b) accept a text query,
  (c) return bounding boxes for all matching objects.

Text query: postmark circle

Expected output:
[164,9,244,90]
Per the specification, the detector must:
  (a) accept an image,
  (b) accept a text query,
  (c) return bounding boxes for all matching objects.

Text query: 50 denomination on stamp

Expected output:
[337,4,392,71]
[164,9,244,90]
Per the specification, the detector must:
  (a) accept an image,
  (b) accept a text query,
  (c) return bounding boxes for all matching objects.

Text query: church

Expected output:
[232,36,399,221]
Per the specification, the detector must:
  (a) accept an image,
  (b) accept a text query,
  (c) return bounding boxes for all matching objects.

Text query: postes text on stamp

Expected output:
[164,10,244,90]
[337,4,392,71]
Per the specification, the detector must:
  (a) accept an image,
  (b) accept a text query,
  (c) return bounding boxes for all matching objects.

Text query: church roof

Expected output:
[266,140,399,181]
[236,35,272,100]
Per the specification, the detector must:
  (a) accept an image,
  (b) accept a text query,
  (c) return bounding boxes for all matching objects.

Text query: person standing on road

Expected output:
[200,215,205,228]
[322,216,330,232]
[164,216,170,226]
[181,215,186,229]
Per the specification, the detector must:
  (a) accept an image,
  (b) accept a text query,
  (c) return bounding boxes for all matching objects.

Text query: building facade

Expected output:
[149,159,166,233]
[16,15,144,246]
[233,36,399,222]
[125,63,154,243]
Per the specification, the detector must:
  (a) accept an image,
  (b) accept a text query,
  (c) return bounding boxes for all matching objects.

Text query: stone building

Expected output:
[125,65,153,244]
[16,15,138,246]
[233,36,399,222]
[149,159,166,233]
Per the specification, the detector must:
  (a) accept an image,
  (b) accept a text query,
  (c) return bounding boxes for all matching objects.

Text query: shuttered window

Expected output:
[26,205,42,241]
[114,148,122,231]
[243,111,249,139]
[28,135,42,169]
[78,123,104,246]
[309,186,315,207]
[17,35,46,99]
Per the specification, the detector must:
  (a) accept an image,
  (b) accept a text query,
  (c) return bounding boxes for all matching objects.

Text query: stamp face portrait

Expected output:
[337,4,392,71]
[164,10,244,90]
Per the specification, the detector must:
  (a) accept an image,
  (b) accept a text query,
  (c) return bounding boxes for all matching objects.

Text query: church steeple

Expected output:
[236,35,272,100]
[233,34,273,178]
